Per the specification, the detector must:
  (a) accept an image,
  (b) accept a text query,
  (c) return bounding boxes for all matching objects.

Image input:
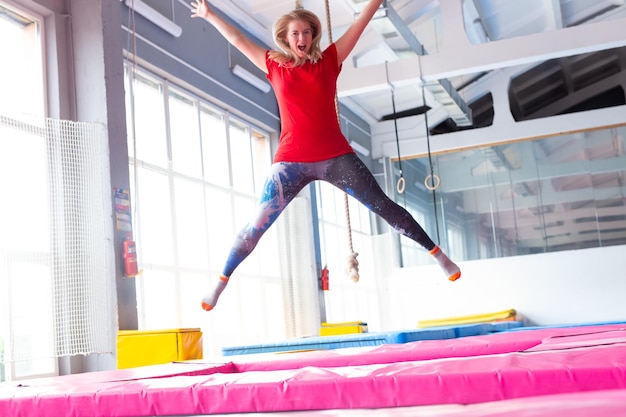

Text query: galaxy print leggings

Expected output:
[222,153,436,277]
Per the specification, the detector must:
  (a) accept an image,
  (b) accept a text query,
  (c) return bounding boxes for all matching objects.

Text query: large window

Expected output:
[393,126,626,263]
[1,3,51,382]
[125,65,284,358]
[0,2,45,116]
[0,115,56,382]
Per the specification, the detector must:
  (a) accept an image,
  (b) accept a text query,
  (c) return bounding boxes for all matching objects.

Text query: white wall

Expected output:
[385,245,626,329]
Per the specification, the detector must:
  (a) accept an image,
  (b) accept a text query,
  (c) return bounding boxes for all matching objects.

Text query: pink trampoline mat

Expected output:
[1,324,626,417]
[232,323,626,372]
[207,389,626,417]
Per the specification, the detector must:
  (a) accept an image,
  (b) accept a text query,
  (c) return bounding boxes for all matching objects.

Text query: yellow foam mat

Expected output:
[418,309,517,328]
[117,328,203,369]
[320,321,368,336]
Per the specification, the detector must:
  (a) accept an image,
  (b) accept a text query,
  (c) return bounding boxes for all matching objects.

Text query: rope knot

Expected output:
[345,252,360,282]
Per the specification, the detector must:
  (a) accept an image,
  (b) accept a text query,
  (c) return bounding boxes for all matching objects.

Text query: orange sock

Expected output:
[201,275,229,311]
[430,246,461,281]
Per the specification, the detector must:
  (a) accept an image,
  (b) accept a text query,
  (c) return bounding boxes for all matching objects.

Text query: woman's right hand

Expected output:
[188,0,269,73]
[190,0,211,19]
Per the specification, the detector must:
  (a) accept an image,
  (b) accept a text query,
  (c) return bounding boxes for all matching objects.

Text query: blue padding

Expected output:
[502,320,626,332]
[451,321,525,337]
[221,321,526,356]
[222,333,388,356]
[489,321,525,331]
[382,327,456,344]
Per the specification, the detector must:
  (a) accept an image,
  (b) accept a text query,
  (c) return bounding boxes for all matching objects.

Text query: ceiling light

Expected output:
[124,0,182,37]
[231,64,271,93]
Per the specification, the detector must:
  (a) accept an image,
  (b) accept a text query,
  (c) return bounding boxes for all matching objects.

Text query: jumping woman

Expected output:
[190,0,461,311]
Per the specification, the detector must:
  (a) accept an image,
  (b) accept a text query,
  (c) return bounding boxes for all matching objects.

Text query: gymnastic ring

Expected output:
[424,173,440,190]
[396,177,406,194]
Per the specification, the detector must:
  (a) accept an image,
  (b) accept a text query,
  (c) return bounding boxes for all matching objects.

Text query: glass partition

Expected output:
[393,125,626,266]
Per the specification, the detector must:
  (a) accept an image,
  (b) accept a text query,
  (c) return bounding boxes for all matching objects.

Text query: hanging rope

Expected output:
[324,0,360,282]
[384,61,406,195]
[423,99,440,192]
[418,57,441,244]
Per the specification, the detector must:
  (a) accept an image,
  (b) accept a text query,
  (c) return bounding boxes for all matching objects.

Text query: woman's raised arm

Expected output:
[334,0,384,65]
[191,0,268,73]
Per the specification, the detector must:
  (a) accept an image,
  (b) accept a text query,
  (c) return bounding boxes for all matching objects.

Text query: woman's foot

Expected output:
[201,275,229,311]
[429,246,461,281]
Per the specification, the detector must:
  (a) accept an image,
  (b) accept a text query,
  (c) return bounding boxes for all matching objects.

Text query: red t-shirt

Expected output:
[266,43,355,163]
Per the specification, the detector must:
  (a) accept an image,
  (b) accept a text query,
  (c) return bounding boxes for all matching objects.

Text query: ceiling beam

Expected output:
[338,16,626,96]
[380,0,426,55]
[382,103,626,160]
[383,0,472,125]
[547,0,564,29]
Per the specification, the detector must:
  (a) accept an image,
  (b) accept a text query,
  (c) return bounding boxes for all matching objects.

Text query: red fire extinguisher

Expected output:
[123,237,139,277]
[320,266,329,291]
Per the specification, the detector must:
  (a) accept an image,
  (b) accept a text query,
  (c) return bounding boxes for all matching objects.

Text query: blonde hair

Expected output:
[268,9,323,67]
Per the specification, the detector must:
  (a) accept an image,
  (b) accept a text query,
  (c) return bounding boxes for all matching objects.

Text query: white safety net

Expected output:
[0,112,113,370]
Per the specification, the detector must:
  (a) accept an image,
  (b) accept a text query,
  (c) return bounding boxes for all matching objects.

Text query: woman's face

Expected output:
[286,19,313,59]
